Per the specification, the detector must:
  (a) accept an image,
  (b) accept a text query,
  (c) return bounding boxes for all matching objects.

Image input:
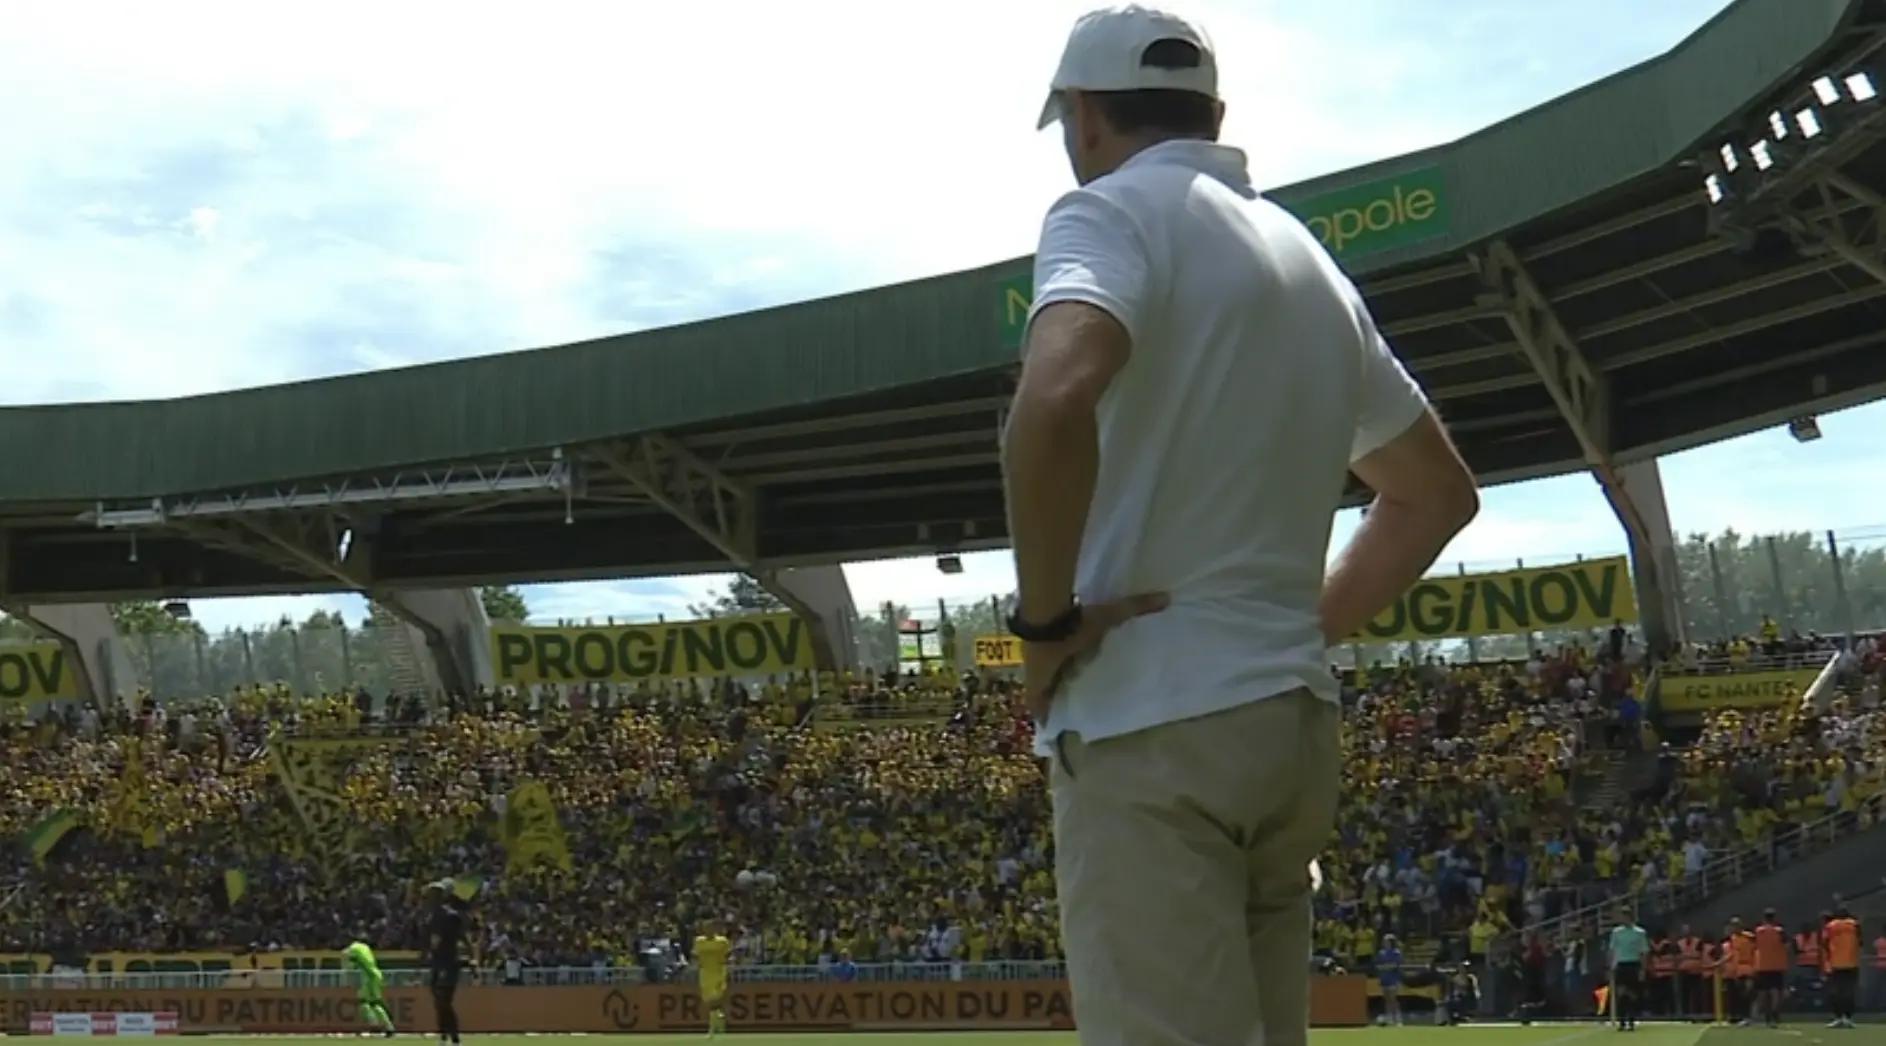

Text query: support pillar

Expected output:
[770,565,860,672]
[1479,240,1677,657]
[17,603,137,707]
[1608,460,1684,656]
[378,588,495,696]
[597,435,842,671]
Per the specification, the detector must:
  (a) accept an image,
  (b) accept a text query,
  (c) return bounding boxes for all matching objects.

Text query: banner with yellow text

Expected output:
[973,635,1023,668]
[1660,667,1821,714]
[1351,556,1637,643]
[0,641,79,701]
[490,614,815,685]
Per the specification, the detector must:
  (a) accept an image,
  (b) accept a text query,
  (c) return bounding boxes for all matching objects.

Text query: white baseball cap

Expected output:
[1036,5,1219,130]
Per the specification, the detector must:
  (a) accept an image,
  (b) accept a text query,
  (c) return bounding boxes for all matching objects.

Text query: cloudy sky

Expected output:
[4,0,1881,631]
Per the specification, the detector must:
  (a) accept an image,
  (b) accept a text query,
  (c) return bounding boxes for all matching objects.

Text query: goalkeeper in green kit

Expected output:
[343,939,398,1037]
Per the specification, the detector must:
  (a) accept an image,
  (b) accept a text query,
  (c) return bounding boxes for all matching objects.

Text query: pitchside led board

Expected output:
[975,557,1638,661]
[490,613,816,686]
[0,641,79,702]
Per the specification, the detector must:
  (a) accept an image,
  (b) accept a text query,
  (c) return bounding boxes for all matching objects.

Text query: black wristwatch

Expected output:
[1007,601,1083,643]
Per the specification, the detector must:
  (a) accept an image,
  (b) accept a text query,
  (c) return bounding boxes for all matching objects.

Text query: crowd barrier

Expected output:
[2,977,1370,1034]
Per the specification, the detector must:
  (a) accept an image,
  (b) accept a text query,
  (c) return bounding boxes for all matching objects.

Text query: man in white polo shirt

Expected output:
[999,7,1479,1043]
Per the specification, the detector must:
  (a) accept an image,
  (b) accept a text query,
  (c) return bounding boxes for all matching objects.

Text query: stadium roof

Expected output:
[5,0,1886,601]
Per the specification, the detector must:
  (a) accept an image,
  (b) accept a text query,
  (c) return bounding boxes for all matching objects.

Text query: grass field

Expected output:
[53,1025,1882,1045]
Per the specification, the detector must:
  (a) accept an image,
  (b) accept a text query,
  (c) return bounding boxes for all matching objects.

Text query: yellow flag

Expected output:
[501,781,572,873]
[24,811,79,867]
[225,869,248,906]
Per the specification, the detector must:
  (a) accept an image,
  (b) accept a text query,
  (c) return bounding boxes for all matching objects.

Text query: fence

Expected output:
[49,522,1886,700]
[1516,791,1886,947]
[126,623,412,702]
[0,959,1067,995]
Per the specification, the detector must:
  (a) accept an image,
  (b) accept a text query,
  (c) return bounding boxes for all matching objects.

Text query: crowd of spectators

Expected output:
[5,624,1884,982]
[2,671,1057,974]
[1668,618,1879,679]
[1312,628,1886,976]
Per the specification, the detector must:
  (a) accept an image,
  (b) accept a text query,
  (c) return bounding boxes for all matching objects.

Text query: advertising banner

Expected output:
[0,641,78,701]
[973,635,1023,668]
[6,978,1368,1034]
[490,614,814,685]
[1284,167,1450,260]
[1660,667,1822,714]
[1351,556,1637,643]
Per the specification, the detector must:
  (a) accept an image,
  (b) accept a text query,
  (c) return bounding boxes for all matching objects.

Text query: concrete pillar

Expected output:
[1604,459,1685,656]
[771,565,860,672]
[380,588,495,696]
[19,603,137,707]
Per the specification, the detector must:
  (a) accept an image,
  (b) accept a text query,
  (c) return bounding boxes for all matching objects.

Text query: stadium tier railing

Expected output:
[812,695,958,730]
[1515,791,1886,947]
[726,959,1064,984]
[0,959,1068,994]
[1670,649,1844,674]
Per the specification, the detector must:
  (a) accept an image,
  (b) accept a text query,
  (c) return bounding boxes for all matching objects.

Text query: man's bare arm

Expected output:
[1320,410,1478,644]
[1002,302,1130,623]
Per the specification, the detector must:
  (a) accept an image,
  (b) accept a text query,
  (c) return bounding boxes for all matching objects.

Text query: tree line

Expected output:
[7,527,1881,700]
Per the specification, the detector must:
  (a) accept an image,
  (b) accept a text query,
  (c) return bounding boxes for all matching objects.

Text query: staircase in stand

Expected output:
[369,602,431,697]
[1580,751,1629,812]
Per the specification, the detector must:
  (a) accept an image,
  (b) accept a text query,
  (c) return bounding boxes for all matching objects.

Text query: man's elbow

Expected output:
[1007,382,1098,440]
[1446,474,1481,531]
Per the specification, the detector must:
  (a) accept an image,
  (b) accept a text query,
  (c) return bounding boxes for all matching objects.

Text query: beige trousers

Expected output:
[1050,688,1340,1046]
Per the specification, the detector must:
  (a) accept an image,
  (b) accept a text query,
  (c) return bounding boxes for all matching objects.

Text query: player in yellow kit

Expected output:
[693,919,733,1038]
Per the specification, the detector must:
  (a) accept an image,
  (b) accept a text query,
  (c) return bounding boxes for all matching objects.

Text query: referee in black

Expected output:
[425,879,469,1045]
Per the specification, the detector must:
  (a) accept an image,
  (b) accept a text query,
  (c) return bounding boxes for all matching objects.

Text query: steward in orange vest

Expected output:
[1651,938,1679,979]
[1823,910,1862,1025]
[1796,924,1824,974]
[1675,932,1707,1017]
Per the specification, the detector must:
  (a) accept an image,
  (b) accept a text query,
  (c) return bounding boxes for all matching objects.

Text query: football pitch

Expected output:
[72,1025,1883,1045]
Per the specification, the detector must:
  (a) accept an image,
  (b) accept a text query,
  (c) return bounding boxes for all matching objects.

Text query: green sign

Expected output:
[1285,167,1448,261]
[998,273,1032,351]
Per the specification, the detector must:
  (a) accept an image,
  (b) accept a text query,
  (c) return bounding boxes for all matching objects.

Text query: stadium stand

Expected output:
[10,630,1878,992]
[0,600,1871,983]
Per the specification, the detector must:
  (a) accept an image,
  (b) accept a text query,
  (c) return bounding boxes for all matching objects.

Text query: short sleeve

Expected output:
[1026,188,1150,349]
[1350,304,1429,464]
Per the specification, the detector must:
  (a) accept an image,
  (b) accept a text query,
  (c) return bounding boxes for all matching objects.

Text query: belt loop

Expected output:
[1056,733,1076,780]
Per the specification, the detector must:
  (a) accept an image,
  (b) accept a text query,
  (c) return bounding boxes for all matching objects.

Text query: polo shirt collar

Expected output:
[1119,139,1253,193]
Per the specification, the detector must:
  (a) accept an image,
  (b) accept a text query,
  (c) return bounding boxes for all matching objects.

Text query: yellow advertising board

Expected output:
[973,634,1023,668]
[490,614,815,685]
[1660,667,1821,714]
[0,640,79,701]
[1352,556,1637,643]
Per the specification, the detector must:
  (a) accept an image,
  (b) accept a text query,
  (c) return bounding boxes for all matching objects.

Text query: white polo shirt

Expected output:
[1025,140,1427,757]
